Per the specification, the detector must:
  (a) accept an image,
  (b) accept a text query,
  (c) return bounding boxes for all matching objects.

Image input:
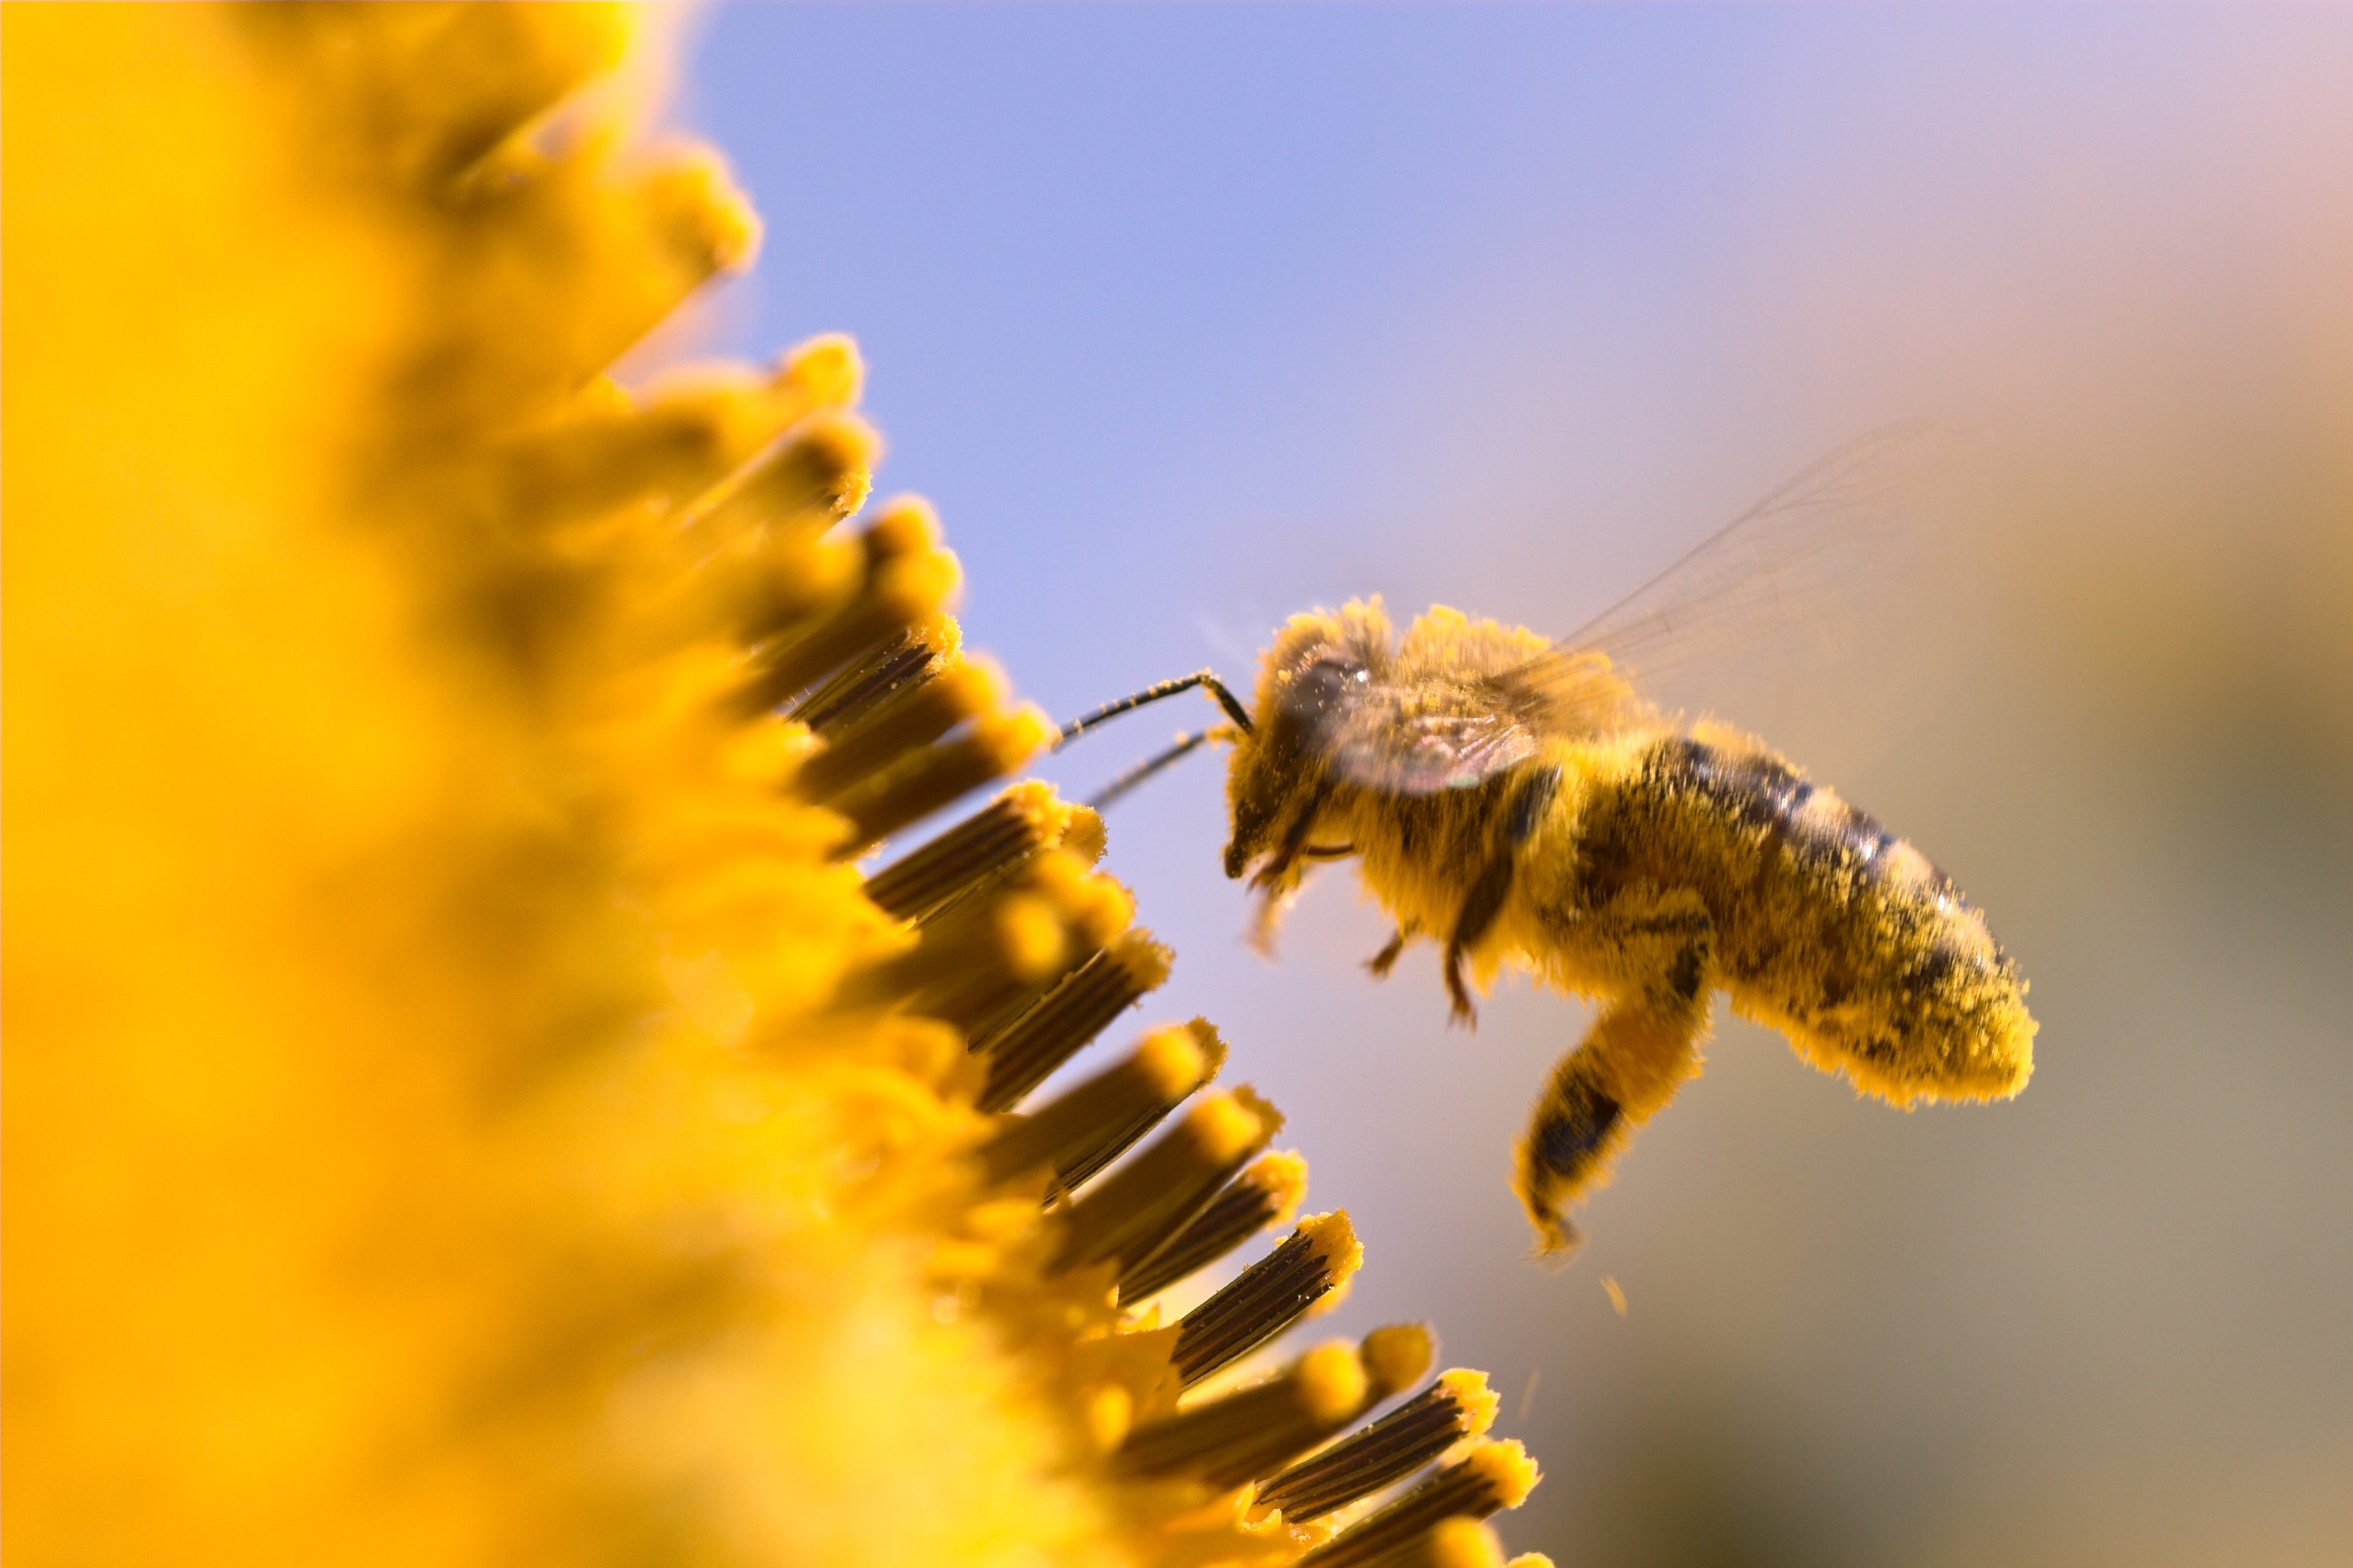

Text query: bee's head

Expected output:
[1220,716,1306,884]
[1221,600,1393,884]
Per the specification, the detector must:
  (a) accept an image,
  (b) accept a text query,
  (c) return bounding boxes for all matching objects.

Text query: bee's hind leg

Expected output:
[1515,893,1715,1257]
[1442,766,1562,1028]
[1365,925,1413,978]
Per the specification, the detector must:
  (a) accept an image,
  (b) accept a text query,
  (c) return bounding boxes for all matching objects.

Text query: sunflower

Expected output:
[4,8,1547,1566]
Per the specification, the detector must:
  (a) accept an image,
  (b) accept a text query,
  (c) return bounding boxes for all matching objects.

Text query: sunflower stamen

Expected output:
[1171,1212,1362,1388]
[682,407,878,551]
[846,852,1136,1035]
[978,1022,1225,1193]
[841,861,1075,1012]
[1043,1019,1226,1195]
[797,655,1008,801]
[1117,1339,1365,1484]
[743,545,963,707]
[828,707,1056,855]
[489,373,823,527]
[789,617,959,737]
[1401,1518,1538,1568]
[862,781,1095,924]
[952,856,1133,1039]
[1295,1441,1539,1568]
[1354,1323,1439,1402]
[975,932,1172,1112]
[1126,1322,1435,1493]
[1051,1092,1277,1276]
[732,494,958,708]
[1255,1371,1502,1524]
[1116,1149,1308,1301]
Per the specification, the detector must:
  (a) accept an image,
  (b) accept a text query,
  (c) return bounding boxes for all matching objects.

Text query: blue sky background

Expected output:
[668,10,2353,1564]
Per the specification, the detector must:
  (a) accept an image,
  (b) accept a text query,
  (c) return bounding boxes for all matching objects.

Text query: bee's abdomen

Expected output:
[1612,734,2034,1104]
[1650,736,1955,897]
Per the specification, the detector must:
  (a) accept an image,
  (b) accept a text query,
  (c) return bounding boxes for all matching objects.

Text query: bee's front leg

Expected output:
[1442,766,1562,1028]
[1246,781,1330,899]
[1244,781,1333,956]
[1365,925,1413,977]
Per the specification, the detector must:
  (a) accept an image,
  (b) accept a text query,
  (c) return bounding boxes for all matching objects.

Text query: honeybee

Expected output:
[1058,430,2036,1255]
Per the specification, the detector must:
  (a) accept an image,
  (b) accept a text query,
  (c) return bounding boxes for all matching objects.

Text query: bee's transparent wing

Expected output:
[1560,421,1982,761]
[1324,699,1539,794]
[1301,423,1977,796]
[1288,671,1542,796]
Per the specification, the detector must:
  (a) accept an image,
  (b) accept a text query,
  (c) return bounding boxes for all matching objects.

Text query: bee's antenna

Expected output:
[1055,668,1254,745]
[1085,726,1238,812]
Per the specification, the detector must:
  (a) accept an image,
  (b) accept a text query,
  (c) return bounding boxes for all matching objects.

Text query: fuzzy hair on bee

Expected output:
[1059,431,2037,1257]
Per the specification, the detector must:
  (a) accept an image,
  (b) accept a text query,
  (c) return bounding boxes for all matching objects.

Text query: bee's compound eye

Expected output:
[1293,652,1368,707]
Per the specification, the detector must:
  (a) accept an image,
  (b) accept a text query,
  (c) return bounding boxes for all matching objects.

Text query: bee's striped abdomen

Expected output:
[1651,736,1960,903]
[1606,732,2033,1106]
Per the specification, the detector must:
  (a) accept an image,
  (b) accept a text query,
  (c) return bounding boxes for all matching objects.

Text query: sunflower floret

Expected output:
[1054,1093,1279,1276]
[861,778,1094,923]
[10,9,1560,1566]
[1172,1213,1364,1388]
[1120,1150,1312,1302]
[1296,1441,1541,1568]
[1256,1370,1502,1525]
[978,1022,1226,1193]
[976,932,1175,1110]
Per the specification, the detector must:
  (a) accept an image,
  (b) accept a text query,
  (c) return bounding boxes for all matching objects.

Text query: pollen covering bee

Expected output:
[1057,431,2036,1256]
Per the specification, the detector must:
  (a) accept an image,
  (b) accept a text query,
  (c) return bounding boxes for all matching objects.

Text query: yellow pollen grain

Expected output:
[1295,1341,1372,1424]
[1440,1370,1501,1438]
[862,493,946,558]
[1250,1151,1311,1228]
[779,330,864,407]
[1230,1084,1289,1144]
[1056,804,1107,864]
[1135,1026,1213,1099]
[1298,1210,1363,1276]
[1425,1518,1507,1568]
[1110,930,1176,991]
[1069,876,1136,950]
[1083,1385,1134,1456]
[1360,1323,1437,1396]
[1192,1093,1271,1166]
[992,895,1071,984]
[1464,1440,1542,1509]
